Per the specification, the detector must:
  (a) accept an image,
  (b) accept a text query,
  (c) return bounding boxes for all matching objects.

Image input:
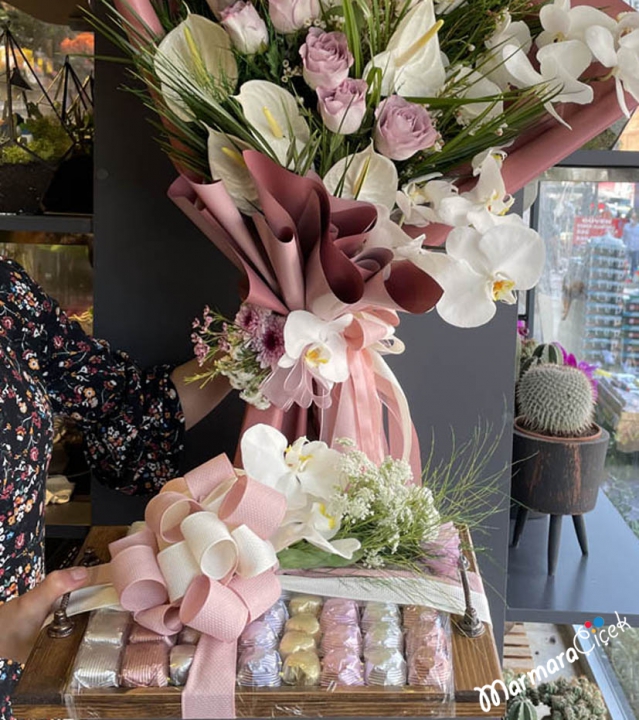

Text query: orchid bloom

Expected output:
[235,80,310,166]
[207,129,258,213]
[396,174,459,227]
[503,40,594,126]
[482,12,532,90]
[414,223,545,327]
[155,14,238,121]
[536,0,616,50]
[437,150,513,228]
[241,424,342,509]
[324,144,398,209]
[366,204,425,258]
[363,0,446,97]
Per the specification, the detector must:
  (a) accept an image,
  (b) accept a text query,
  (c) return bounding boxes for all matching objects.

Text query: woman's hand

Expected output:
[0,567,89,664]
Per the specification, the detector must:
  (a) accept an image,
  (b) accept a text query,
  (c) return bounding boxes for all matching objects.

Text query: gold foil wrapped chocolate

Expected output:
[72,642,123,689]
[279,630,317,659]
[170,644,196,686]
[285,613,321,639]
[288,594,322,617]
[282,650,321,686]
[120,642,170,688]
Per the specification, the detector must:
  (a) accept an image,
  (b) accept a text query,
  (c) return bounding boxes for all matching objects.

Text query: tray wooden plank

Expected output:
[14,526,504,718]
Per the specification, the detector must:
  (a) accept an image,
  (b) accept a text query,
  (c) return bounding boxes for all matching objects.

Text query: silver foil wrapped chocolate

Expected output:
[170,644,196,686]
[72,642,123,689]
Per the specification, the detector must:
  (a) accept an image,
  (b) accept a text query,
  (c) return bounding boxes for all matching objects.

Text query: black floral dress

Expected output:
[0,258,185,718]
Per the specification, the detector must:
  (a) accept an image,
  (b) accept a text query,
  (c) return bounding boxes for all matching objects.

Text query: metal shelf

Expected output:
[0,214,93,235]
[507,492,639,627]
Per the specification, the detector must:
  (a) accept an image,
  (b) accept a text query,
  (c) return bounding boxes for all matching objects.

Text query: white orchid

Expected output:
[207,129,258,213]
[324,144,398,209]
[414,223,545,327]
[536,0,616,50]
[504,40,594,126]
[396,174,459,227]
[241,424,342,509]
[363,0,446,97]
[155,14,238,122]
[453,68,504,127]
[482,11,532,90]
[437,150,513,228]
[366,204,425,258]
[235,81,310,166]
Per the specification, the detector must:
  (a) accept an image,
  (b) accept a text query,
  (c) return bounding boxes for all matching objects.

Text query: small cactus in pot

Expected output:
[517,364,596,439]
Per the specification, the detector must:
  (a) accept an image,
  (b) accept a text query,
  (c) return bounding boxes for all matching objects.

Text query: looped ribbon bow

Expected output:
[320,307,420,480]
[108,454,287,719]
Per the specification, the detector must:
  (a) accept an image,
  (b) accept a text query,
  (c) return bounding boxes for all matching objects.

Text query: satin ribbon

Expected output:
[107,455,287,719]
[318,308,421,481]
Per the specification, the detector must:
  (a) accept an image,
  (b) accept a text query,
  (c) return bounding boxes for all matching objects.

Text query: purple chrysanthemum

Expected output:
[235,303,268,337]
[256,314,285,368]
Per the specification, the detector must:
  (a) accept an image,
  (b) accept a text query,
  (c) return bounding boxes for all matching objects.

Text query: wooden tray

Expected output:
[14,526,504,718]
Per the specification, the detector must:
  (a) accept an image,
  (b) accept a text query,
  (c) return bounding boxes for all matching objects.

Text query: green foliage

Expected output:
[538,677,607,720]
[517,364,595,438]
[520,342,564,378]
[0,114,72,165]
[278,544,363,569]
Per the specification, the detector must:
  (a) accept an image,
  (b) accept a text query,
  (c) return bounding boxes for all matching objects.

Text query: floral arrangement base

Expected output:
[14,526,504,719]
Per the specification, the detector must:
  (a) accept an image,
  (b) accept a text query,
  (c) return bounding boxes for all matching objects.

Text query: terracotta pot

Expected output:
[511,418,609,516]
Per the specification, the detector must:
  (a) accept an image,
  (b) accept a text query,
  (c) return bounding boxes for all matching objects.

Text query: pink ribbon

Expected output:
[108,455,287,719]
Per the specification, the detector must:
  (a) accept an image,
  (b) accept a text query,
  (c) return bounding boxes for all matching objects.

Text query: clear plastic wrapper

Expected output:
[404,611,454,695]
[169,644,196,687]
[71,642,123,689]
[363,621,404,653]
[120,642,170,688]
[285,612,321,639]
[361,602,401,631]
[288,594,323,617]
[282,650,321,686]
[320,650,365,687]
[83,609,130,646]
[363,648,407,687]
[320,598,359,628]
[320,623,362,656]
[237,647,282,688]
[259,597,289,636]
[279,630,317,659]
[238,620,279,651]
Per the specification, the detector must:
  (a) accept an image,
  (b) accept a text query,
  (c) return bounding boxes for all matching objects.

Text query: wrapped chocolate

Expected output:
[403,606,439,631]
[279,630,317,659]
[129,622,177,647]
[407,645,452,688]
[289,595,323,617]
[363,621,404,653]
[120,642,169,688]
[260,598,289,636]
[282,650,321,687]
[237,647,282,688]
[405,620,447,661]
[178,627,201,645]
[72,642,122,689]
[170,644,196,686]
[364,648,407,687]
[285,613,321,640]
[83,609,130,646]
[238,620,278,651]
[321,649,365,687]
[320,599,360,628]
[320,623,362,656]
[361,603,401,631]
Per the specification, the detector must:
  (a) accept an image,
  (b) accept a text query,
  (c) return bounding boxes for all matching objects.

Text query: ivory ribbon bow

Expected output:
[108,454,287,719]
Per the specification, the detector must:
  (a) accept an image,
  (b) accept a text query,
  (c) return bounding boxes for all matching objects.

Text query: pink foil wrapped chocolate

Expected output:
[321,649,365,687]
[320,598,360,628]
[238,620,279,652]
[320,623,362,656]
[407,645,452,688]
[402,606,439,631]
[364,648,407,687]
[237,647,282,688]
[129,622,177,647]
[120,641,169,688]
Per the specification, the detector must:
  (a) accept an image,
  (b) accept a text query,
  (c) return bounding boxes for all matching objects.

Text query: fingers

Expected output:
[20,567,90,620]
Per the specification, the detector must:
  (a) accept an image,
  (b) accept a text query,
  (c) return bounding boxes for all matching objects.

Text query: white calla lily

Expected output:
[503,40,593,126]
[155,14,238,122]
[235,81,310,166]
[207,129,258,213]
[241,424,342,509]
[363,0,446,97]
[413,223,545,327]
[323,144,398,209]
[279,311,353,384]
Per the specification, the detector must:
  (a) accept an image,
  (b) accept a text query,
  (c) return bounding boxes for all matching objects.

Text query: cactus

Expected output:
[538,677,607,719]
[520,342,564,378]
[506,697,538,720]
[517,364,595,438]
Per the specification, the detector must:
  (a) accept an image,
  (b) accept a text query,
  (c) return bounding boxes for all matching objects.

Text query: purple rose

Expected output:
[317,79,367,134]
[373,96,437,161]
[221,1,268,54]
[300,28,353,91]
[269,0,319,33]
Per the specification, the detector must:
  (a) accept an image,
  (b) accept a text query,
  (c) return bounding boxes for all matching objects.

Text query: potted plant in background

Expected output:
[511,347,609,575]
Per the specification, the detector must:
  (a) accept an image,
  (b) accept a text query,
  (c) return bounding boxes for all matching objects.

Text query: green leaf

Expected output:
[277,542,363,569]
[342,0,363,78]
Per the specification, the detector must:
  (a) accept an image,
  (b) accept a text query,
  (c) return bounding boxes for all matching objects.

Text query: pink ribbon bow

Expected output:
[108,455,287,719]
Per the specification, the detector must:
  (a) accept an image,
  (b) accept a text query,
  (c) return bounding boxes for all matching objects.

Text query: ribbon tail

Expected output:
[182,636,237,719]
